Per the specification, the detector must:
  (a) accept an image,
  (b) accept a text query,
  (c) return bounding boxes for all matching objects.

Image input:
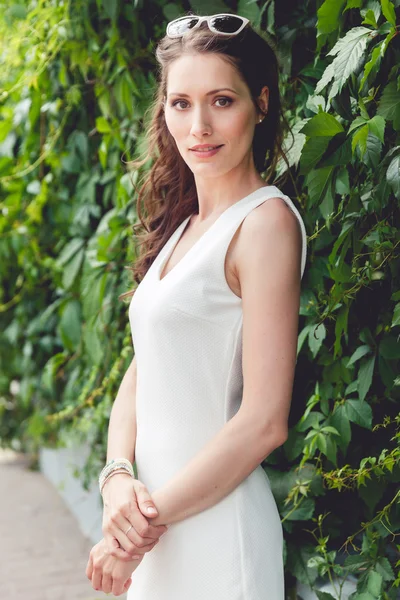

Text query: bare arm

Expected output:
[101,354,168,562]
[106,355,137,464]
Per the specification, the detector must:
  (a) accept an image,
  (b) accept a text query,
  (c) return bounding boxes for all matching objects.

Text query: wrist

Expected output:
[99,458,134,496]
[146,488,169,526]
[101,470,134,496]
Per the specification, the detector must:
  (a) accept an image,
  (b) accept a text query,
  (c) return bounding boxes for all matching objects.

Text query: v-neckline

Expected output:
[156,185,272,283]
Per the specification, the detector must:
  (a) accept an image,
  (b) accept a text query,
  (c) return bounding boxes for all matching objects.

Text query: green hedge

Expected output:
[0,1,399,597]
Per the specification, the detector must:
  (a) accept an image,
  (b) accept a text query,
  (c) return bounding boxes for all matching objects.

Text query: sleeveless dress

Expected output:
[127,185,307,600]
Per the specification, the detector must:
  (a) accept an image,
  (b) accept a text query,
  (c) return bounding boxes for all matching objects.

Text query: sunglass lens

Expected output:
[168,17,199,36]
[210,15,244,33]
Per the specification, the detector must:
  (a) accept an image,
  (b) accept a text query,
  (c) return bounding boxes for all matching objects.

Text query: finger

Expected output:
[91,568,102,592]
[126,512,168,544]
[85,554,93,580]
[133,483,168,536]
[105,511,151,554]
[134,484,159,518]
[112,575,129,597]
[124,577,132,590]
[104,533,134,562]
[107,517,157,557]
[102,570,112,594]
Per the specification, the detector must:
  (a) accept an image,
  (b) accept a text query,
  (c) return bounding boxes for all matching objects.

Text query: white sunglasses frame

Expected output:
[166,14,250,39]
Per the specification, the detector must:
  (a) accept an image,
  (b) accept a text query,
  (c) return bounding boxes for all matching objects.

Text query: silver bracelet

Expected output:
[99,458,134,495]
[100,467,134,496]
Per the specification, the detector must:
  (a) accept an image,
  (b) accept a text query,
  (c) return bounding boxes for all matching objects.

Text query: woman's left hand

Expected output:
[86,537,143,596]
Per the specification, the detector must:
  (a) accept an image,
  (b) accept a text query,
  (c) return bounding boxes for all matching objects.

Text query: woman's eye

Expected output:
[171,97,233,110]
[171,100,189,109]
[215,97,233,107]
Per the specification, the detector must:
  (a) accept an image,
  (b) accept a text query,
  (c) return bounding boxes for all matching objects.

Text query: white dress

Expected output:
[127,185,307,600]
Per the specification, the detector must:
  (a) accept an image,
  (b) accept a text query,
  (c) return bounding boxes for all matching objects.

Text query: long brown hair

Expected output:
[120,13,293,301]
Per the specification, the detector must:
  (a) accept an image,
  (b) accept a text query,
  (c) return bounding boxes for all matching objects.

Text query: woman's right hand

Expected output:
[101,473,168,562]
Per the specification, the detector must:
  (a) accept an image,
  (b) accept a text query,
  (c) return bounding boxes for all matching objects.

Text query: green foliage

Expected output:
[0,0,399,597]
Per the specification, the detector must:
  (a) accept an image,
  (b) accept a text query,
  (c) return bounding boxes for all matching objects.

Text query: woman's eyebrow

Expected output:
[167,88,238,98]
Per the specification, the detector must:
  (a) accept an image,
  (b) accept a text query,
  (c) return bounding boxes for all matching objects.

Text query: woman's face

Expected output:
[164,53,268,179]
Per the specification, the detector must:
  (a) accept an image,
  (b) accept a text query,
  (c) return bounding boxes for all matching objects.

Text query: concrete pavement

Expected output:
[0,449,127,600]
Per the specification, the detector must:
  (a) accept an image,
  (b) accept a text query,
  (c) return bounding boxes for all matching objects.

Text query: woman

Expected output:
[86,12,307,599]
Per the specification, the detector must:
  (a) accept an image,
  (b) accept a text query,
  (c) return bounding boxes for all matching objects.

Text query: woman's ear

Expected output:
[258,86,269,116]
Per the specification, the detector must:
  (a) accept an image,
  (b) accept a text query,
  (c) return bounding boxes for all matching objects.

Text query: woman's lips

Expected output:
[190,145,223,158]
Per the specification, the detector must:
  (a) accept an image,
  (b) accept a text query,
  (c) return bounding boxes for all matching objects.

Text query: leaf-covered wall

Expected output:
[0,0,399,597]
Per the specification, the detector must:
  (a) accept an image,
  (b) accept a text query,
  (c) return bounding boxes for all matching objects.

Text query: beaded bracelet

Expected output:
[99,458,134,495]
[100,467,134,495]
[99,458,133,481]
[99,460,133,485]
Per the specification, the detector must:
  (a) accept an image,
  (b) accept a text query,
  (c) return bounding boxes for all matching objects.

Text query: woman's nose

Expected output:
[190,108,212,136]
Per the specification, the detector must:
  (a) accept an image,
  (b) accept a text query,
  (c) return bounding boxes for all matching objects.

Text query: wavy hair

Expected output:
[120,13,293,301]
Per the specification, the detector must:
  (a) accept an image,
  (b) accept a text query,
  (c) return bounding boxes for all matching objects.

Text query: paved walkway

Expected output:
[0,449,127,600]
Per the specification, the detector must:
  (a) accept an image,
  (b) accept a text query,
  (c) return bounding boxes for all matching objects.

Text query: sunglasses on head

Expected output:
[166,14,250,39]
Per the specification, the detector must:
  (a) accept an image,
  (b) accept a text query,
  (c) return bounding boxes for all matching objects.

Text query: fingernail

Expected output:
[147,507,157,514]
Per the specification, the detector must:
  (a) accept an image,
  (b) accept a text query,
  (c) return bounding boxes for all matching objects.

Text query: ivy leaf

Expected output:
[347,345,371,367]
[324,435,338,465]
[57,238,85,266]
[358,355,376,402]
[237,0,260,21]
[306,94,327,113]
[359,41,384,91]
[367,570,383,597]
[308,322,327,357]
[381,0,396,26]
[344,0,362,9]
[335,167,350,194]
[348,115,368,135]
[375,556,395,581]
[362,133,382,169]
[377,81,400,130]
[362,9,378,28]
[286,544,319,585]
[352,123,369,157]
[62,246,84,289]
[301,112,344,137]
[345,398,373,429]
[96,116,111,133]
[316,27,375,95]
[330,405,351,454]
[58,300,81,351]
[386,155,400,199]
[83,323,103,365]
[277,119,308,175]
[391,303,400,328]
[306,167,334,207]
[367,115,385,142]
[317,0,346,35]
[282,497,315,521]
[344,553,370,571]
[359,476,386,511]
[315,61,335,95]
[283,428,304,460]
[300,137,331,174]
